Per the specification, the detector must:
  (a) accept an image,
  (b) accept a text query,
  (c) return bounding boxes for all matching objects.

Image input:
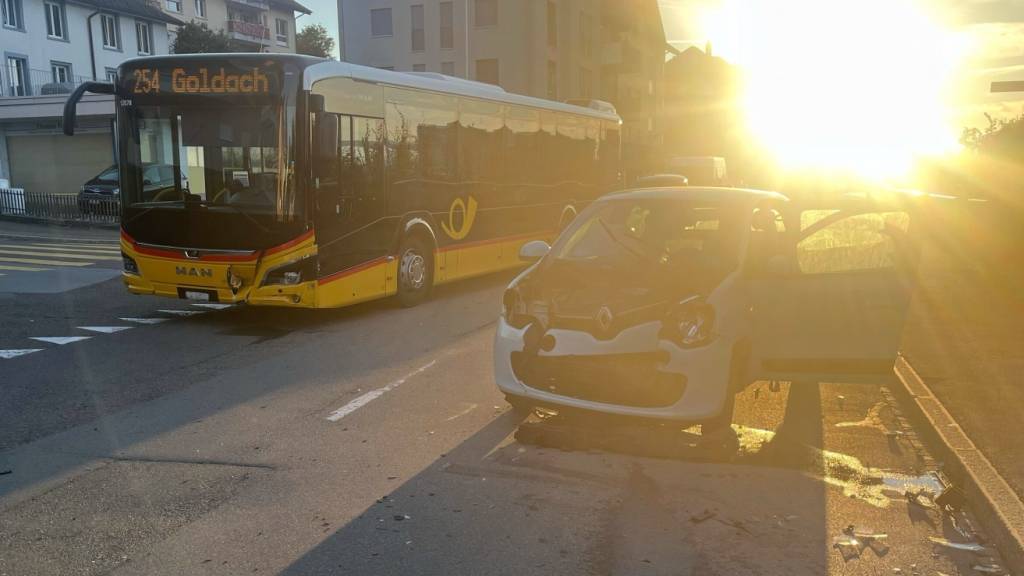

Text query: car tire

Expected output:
[396,234,434,308]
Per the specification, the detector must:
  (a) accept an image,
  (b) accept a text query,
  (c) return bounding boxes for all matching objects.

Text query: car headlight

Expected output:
[662,297,716,348]
[502,287,532,329]
[262,257,317,287]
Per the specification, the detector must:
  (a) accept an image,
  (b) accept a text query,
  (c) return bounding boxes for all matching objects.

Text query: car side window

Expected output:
[797,210,910,274]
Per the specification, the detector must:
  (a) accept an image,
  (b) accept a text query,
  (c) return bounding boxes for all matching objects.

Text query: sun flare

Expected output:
[704,0,968,180]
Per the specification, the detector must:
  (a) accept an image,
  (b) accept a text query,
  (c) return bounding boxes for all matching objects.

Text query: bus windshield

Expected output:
[126,104,299,218]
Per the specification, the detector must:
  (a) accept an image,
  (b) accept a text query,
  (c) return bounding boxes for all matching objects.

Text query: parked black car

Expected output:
[78,164,187,215]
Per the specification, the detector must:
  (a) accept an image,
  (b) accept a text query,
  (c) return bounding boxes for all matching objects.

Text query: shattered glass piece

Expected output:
[928,536,988,554]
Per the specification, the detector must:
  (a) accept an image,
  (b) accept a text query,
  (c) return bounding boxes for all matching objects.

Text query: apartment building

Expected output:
[157,0,310,53]
[337,0,671,176]
[0,0,182,193]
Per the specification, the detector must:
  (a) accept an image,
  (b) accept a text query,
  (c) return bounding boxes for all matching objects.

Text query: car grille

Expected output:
[511,351,686,408]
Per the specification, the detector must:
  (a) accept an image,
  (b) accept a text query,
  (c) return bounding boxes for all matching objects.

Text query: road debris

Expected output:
[0,469,11,476]
[927,536,987,554]
[971,564,1004,574]
[689,509,716,524]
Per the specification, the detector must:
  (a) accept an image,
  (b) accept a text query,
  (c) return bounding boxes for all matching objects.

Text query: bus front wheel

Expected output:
[397,235,434,307]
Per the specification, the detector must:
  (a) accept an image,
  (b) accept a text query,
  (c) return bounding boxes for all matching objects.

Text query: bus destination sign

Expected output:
[131,67,272,95]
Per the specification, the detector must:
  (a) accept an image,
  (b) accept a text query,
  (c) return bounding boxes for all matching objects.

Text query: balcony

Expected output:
[1,68,92,99]
[227,0,269,11]
[227,20,270,43]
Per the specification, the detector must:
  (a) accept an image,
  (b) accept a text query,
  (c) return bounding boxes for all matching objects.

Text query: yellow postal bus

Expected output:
[64,54,621,308]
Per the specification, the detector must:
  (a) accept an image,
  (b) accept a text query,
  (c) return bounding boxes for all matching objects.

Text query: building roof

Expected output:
[271,0,311,15]
[73,0,185,25]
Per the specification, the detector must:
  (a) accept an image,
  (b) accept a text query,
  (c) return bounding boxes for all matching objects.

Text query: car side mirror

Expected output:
[142,178,152,186]
[519,240,550,262]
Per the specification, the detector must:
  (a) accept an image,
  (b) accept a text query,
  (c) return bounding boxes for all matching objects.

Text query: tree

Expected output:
[960,112,1024,159]
[296,24,335,58]
[172,22,235,54]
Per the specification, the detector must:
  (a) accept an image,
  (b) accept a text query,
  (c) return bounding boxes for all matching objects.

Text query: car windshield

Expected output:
[554,198,744,272]
[95,166,118,183]
[125,104,298,218]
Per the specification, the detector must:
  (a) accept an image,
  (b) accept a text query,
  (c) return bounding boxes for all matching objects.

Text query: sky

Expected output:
[299,0,1024,131]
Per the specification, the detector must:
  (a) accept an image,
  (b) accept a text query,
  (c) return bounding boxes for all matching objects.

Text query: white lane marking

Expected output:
[158,309,206,317]
[78,326,133,334]
[191,303,233,310]
[30,336,92,345]
[0,349,43,359]
[5,244,120,254]
[120,317,169,325]
[326,360,438,422]
[0,264,49,271]
[445,403,479,422]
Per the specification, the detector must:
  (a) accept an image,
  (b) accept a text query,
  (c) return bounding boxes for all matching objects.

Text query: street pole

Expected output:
[464,0,470,78]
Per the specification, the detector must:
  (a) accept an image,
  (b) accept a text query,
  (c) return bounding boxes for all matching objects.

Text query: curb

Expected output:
[893,354,1024,573]
[0,214,119,230]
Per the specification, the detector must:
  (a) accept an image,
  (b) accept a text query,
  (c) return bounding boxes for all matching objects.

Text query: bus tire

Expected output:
[397,234,434,308]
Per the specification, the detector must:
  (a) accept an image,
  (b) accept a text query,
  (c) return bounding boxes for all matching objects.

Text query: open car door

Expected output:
[748,196,922,384]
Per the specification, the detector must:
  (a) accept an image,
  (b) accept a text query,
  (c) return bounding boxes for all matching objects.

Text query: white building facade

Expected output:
[157,0,310,54]
[0,0,182,194]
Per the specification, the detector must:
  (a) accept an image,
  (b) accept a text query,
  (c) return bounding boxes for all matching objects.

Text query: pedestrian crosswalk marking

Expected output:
[0,349,43,359]
[120,317,169,325]
[30,336,92,345]
[159,309,206,317]
[0,264,50,271]
[78,326,133,334]
[14,244,121,254]
[0,257,91,267]
[0,249,120,261]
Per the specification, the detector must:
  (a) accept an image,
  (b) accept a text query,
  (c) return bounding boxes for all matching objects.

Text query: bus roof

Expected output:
[303,59,622,122]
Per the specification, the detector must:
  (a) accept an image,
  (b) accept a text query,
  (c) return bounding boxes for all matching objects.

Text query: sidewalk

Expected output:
[0,219,120,243]
[900,208,1024,501]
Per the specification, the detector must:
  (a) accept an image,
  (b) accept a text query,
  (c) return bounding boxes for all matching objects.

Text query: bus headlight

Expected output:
[262,257,317,287]
[122,252,139,275]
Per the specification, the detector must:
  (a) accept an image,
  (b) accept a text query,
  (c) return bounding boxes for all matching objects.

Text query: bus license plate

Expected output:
[184,290,211,302]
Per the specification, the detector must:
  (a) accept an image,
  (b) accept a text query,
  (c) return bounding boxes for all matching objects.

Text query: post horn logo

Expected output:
[441,196,478,240]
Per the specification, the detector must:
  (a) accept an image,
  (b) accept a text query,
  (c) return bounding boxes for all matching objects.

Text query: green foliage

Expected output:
[171,22,235,54]
[296,24,335,58]
[960,112,1024,158]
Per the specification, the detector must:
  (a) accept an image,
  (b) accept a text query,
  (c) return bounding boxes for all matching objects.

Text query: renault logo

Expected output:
[596,306,614,332]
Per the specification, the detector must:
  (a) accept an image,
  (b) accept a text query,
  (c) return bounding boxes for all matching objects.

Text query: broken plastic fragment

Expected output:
[928,536,988,554]
[971,564,1003,574]
[832,535,863,561]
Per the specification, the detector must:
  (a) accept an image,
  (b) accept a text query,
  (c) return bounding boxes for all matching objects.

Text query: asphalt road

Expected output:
[0,220,1010,575]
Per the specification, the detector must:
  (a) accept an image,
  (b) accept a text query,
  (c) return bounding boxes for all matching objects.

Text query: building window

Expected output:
[546,1,556,47]
[105,67,117,82]
[101,14,120,49]
[579,12,592,58]
[475,58,498,85]
[45,2,66,39]
[166,0,181,12]
[441,61,454,75]
[51,61,71,83]
[275,18,288,45]
[5,56,27,96]
[370,8,392,37]
[2,0,22,29]
[439,1,453,49]
[194,0,205,18]
[410,4,424,52]
[474,0,496,27]
[547,60,556,100]
[412,63,425,72]
[579,66,591,99]
[136,20,151,54]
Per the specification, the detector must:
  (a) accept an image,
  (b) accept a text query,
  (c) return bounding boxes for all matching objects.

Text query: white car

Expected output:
[495,186,919,431]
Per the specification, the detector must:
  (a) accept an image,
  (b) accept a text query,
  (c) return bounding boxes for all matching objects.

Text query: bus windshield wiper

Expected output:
[185,199,272,234]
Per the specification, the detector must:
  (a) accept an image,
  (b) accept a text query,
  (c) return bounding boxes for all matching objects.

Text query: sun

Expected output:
[705,0,967,181]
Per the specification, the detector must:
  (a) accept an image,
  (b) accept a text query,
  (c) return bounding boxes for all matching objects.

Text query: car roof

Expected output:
[601,186,789,203]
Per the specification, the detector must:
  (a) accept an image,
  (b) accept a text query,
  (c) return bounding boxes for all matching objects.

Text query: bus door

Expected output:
[315,114,388,291]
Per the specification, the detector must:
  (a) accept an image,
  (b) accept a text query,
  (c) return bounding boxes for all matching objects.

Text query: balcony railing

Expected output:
[227,19,270,40]
[1,68,93,98]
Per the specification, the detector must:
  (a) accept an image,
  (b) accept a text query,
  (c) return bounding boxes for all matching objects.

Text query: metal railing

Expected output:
[0,188,119,223]
[1,67,93,98]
